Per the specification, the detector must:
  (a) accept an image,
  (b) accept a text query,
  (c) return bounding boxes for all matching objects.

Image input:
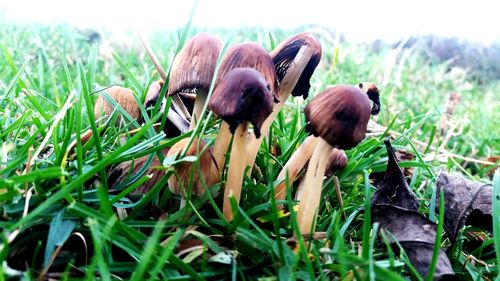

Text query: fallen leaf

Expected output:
[436,172,492,242]
[372,140,455,280]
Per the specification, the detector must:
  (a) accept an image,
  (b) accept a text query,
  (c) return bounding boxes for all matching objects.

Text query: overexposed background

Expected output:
[1,0,499,44]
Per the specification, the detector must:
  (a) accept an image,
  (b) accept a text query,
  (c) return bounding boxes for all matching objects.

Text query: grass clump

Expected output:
[0,20,499,280]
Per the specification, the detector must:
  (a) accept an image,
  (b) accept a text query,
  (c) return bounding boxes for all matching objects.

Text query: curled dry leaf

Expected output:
[371,140,455,280]
[436,172,492,242]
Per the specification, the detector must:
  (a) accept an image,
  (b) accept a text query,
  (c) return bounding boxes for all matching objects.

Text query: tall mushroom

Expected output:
[209,67,274,221]
[168,33,222,129]
[296,85,371,235]
[245,33,322,170]
[211,42,278,172]
[166,138,219,208]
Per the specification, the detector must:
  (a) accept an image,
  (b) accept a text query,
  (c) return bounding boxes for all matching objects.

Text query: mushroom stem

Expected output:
[296,138,332,234]
[212,121,232,173]
[274,135,319,208]
[245,44,315,171]
[189,90,208,130]
[223,123,249,221]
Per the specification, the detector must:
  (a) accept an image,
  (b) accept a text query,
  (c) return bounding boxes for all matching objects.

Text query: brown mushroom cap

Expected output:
[359,82,381,115]
[168,32,222,96]
[94,85,140,124]
[304,85,371,149]
[215,42,278,102]
[166,138,218,197]
[270,32,322,99]
[325,148,348,177]
[209,67,274,138]
[108,150,168,195]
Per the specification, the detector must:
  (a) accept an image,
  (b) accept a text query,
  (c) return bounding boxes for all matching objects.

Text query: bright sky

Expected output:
[1,0,499,44]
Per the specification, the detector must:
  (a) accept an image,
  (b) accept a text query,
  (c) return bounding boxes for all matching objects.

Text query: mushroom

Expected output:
[143,81,191,135]
[245,32,322,171]
[273,82,380,209]
[209,67,274,221]
[296,85,371,234]
[168,33,222,129]
[166,138,219,208]
[138,32,192,122]
[211,42,278,172]
[108,149,168,195]
[358,82,380,115]
[94,85,140,125]
[324,148,348,177]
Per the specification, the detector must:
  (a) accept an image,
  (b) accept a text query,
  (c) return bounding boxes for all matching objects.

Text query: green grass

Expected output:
[0,19,499,280]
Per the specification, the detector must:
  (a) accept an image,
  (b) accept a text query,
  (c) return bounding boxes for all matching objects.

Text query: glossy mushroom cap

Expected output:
[216,42,278,102]
[209,67,274,138]
[270,32,322,99]
[168,33,222,96]
[359,82,381,115]
[94,85,140,124]
[304,85,371,149]
[325,148,348,177]
[166,138,218,197]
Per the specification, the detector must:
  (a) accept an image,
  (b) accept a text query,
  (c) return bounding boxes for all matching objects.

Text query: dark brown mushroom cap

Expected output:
[215,42,278,102]
[304,85,371,149]
[270,32,322,99]
[209,67,274,138]
[168,32,222,96]
[359,82,381,115]
[325,148,348,177]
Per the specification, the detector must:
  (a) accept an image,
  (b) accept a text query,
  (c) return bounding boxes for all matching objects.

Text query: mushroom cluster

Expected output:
[99,31,381,237]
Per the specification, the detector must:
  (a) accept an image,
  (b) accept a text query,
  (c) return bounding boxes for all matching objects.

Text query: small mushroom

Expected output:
[296,85,371,234]
[273,83,378,208]
[108,150,168,195]
[209,67,274,221]
[166,138,219,208]
[94,86,140,125]
[358,82,381,115]
[325,148,348,177]
[168,33,222,129]
[143,81,191,135]
[211,42,277,172]
[246,33,322,171]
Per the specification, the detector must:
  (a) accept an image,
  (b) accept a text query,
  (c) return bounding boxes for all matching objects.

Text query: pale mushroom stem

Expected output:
[274,135,319,209]
[296,138,332,234]
[180,198,187,209]
[223,123,249,221]
[245,44,315,172]
[189,90,208,130]
[212,122,232,173]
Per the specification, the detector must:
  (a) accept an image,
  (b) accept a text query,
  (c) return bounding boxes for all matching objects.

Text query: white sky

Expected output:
[1,0,499,44]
